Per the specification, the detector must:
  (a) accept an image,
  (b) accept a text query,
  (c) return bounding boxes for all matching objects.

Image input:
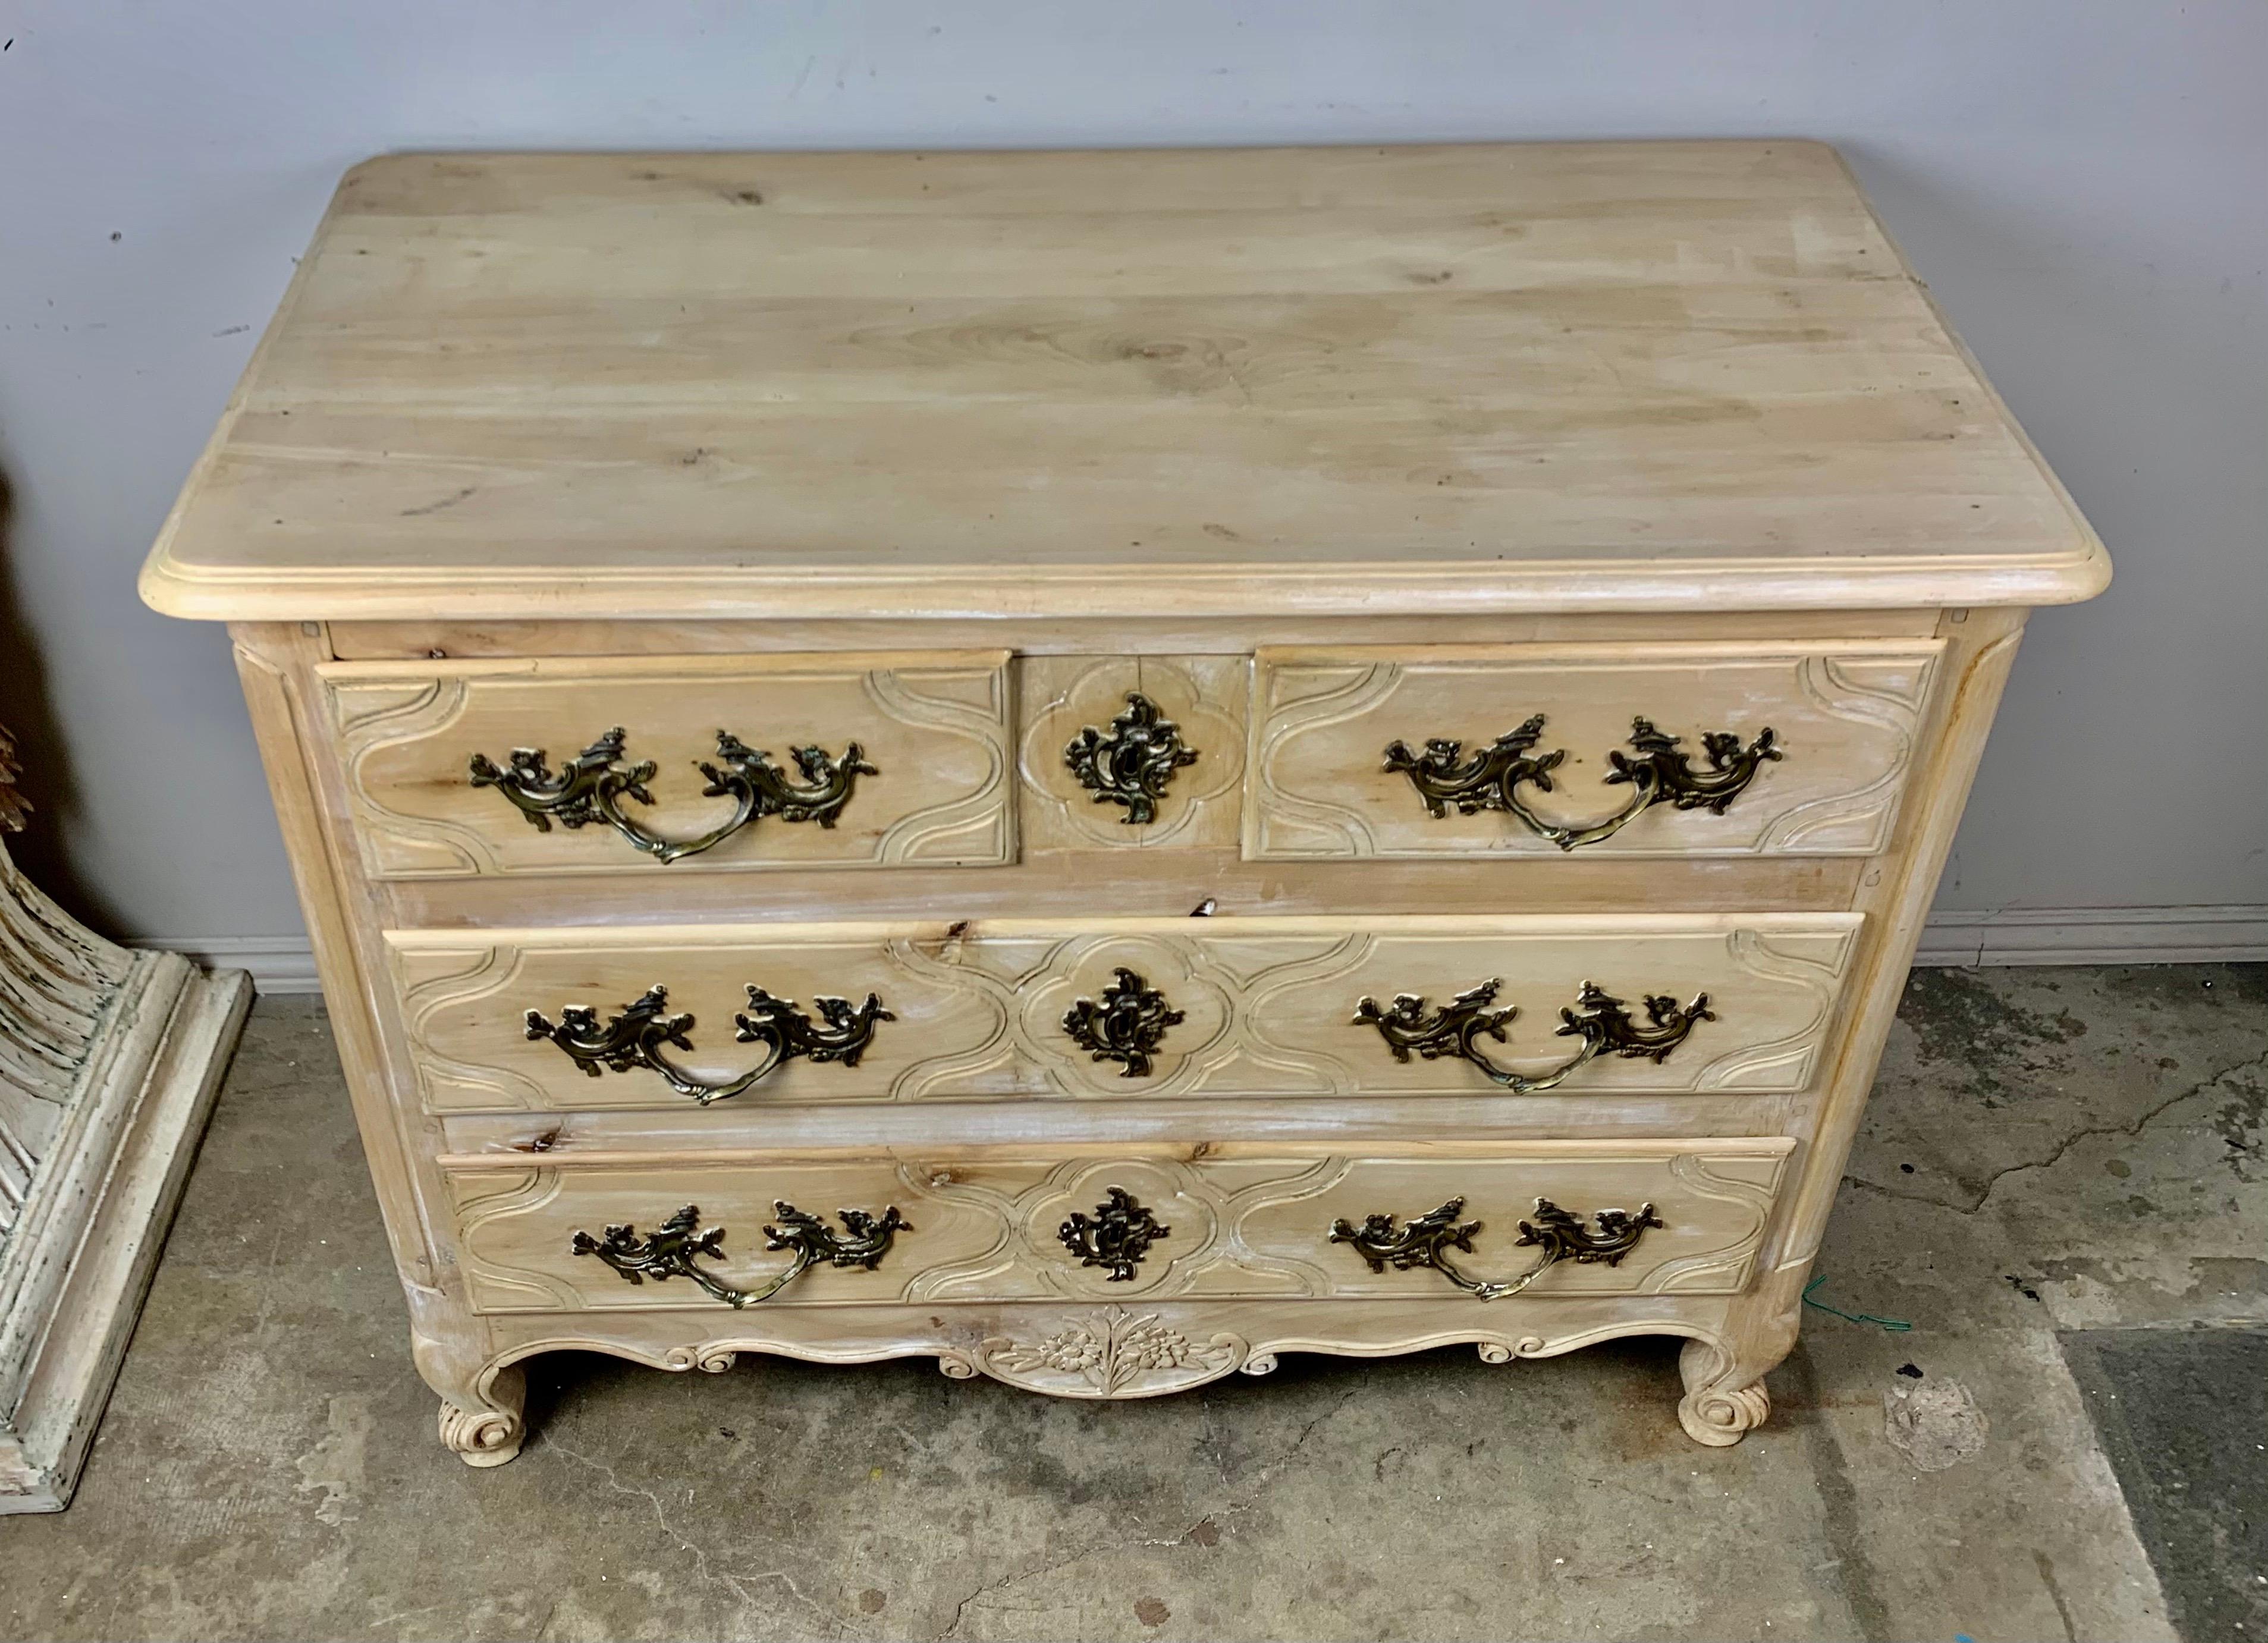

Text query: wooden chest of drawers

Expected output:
[141,142,2107,1463]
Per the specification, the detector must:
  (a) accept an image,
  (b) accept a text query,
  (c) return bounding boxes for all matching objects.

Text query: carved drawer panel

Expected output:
[1246,640,1942,860]
[386,912,1861,1113]
[439,1136,1795,1315]
[1017,655,1249,850]
[317,651,1014,879]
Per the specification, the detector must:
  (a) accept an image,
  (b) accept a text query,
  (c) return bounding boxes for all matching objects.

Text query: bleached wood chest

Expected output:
[140,142,2107,1463]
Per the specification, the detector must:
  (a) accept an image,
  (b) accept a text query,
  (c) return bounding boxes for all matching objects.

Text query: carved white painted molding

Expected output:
[0,844,134,1249]
[1,737,249,1512]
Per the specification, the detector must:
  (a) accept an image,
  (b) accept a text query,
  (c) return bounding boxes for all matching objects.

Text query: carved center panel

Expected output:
[1018,656,1248,849]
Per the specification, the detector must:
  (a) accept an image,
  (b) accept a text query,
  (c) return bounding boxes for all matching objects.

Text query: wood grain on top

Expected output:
[142,143,2107,621]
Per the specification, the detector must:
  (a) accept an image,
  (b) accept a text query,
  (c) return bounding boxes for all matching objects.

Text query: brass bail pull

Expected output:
[525,982,893,1105]
[572,1201,911,1307]
[1329,1196,1665,1300]
[1383,714,1780,850]
[470,725,875,863]
[1352,978,1714,1094]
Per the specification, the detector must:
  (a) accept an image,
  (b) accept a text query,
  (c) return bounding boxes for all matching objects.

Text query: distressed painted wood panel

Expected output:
[1246,641,1941,860]
[1,819,250,1512]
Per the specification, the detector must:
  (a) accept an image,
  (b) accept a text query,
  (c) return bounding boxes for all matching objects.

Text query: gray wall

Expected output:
[3,2,2263,952]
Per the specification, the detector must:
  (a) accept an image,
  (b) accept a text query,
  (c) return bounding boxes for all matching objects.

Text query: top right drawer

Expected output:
[1245,640,1943,860]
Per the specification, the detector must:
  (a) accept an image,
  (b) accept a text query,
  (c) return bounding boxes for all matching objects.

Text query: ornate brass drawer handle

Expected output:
[469,726,877,864]
[1330,1195,1663,1300]
[1064,692,1199,824]
[572,1201,909,1307]
[1061,967,1185,1078]
[1352,978,1713,1094]
[525,983,893,1105]
[1383,715,1780,850]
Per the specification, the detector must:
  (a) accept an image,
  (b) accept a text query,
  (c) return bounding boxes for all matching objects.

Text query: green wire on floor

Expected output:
[1802,1272,1914,1331]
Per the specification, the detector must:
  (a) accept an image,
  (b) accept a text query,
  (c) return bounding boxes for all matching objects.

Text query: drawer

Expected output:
[440,1136,1796,1315]
[1246,640,1942,860]
[318,651,1015,878]
[387,912,1862,1113]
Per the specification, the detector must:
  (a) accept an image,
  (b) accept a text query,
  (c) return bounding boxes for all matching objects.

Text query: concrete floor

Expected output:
[4,964,2263,1642]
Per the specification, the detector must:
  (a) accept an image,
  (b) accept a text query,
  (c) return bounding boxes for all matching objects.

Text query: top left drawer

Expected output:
[317,652,1016,879]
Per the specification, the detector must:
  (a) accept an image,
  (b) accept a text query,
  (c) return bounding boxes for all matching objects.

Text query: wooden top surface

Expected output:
[142,142,2107,621]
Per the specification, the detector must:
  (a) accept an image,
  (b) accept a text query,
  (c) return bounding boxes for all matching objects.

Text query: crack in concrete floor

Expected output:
[1849,1044,2268,1215]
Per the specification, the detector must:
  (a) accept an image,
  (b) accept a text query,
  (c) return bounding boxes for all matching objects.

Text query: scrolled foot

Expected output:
[436,1364,527,1468]
[439,1400,525,1467]
[1675,1311,1793,1448]
[1677,1378,1771,1447]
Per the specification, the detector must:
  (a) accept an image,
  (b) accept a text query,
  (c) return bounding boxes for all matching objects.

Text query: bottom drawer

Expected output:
[442,1138,1794,1315]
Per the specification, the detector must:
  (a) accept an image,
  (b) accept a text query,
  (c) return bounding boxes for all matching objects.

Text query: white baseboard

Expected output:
[1911,904,2268,967]
[134,905,2268,996]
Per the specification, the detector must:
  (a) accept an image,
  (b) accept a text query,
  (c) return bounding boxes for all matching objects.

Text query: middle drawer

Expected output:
[387,913,1862,1114]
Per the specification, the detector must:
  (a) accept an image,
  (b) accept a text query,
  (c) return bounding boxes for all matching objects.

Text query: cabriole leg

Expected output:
[409,1288,526,1468]
[1676,1267,1805,1446]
